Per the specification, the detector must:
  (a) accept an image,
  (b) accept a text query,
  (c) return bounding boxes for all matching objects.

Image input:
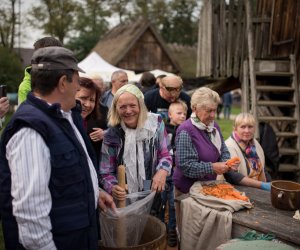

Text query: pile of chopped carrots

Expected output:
[226,156,241,167]
[201,183,249,202]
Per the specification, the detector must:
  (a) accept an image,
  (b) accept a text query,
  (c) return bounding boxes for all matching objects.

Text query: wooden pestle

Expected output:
[117,165,126,208]
[116,165,126,247]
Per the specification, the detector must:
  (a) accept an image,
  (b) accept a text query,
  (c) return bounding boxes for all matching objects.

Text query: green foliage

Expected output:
[66,0,110,60]
[113,0,200,46]
[0,47,23,92]
[27,0,81,43]
[0,0,18,48]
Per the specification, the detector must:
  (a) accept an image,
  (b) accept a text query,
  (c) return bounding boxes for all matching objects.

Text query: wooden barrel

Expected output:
[99,215,167,250]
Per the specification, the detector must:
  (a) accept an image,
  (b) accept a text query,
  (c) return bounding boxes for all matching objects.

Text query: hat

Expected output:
[31,46,85,73]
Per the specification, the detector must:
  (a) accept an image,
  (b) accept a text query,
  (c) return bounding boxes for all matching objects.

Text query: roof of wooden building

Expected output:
[167,44,197,78]
[92,19,181,74]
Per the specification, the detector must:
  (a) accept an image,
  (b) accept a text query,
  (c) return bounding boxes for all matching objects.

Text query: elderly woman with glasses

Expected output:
[173,87,238,195]
[99,84,172,201]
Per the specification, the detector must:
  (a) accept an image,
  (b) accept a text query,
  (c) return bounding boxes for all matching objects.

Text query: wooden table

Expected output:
[176,185,300,248]
[231,186,300,248]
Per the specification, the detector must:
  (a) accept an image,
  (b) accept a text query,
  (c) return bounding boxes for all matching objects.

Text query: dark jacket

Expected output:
[0,93,98,250]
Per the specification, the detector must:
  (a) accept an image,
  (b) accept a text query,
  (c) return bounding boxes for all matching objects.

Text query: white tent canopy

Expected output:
[132,69,175,82]
[78,52,135,82]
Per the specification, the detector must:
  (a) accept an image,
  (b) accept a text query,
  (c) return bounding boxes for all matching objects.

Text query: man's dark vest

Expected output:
[0,93,98,249]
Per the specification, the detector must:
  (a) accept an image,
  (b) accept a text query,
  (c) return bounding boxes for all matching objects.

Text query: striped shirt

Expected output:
[6,112,98,250]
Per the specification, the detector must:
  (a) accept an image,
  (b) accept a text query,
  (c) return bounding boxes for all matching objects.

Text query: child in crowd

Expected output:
[162,99,188,247]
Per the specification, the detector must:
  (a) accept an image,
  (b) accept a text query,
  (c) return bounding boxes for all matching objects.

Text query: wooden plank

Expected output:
[233,0,243,78]
[226,0,234,76]
[257,116,297,122]
[256,85,294,92]
[257,100,295,106]
[279,147,299,155]
[219,0,226,77]
[255,71,293,77]
[242,60,249,113]
[278,163,300,172]
[290,55,300,168]
[276,132,298,138]
[268,0,275,54]
[213,1,219,78]
[245,0,258,138]
[232,186,300,247]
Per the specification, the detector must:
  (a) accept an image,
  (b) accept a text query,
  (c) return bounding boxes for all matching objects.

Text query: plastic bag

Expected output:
[100,190,155,248]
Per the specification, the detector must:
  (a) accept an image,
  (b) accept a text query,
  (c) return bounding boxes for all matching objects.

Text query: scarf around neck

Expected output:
[190,112,222,153]
[232,131,262,179]
[121,113,158,193]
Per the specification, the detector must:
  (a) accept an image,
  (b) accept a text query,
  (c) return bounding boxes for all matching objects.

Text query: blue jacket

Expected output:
[0,93,99,250]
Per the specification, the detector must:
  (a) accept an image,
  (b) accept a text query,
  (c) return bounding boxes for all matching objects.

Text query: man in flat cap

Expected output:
[0,46,116,250]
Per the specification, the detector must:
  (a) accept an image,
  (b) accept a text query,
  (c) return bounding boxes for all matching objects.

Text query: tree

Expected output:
[66,0,110,60]
[166,0,199,45]
[0,0,18,49]
[109,0,131,23]
[124,0,200,46]
[0,47,23,92]
[27,0,81,43]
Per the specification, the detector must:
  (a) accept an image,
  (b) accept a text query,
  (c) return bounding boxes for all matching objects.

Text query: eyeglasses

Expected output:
[162,85,183,93]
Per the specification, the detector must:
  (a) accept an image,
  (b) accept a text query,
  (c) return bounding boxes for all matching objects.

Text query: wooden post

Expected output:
[116,165,126,247]
[245,0,259,139]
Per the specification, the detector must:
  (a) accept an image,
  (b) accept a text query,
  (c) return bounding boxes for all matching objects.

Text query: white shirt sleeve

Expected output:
[6,128,57,250]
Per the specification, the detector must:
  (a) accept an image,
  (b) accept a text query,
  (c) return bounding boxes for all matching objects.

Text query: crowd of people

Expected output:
[0,37,273,250]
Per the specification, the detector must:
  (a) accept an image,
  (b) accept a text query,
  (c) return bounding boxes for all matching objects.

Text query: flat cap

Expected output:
[31,46,85,73]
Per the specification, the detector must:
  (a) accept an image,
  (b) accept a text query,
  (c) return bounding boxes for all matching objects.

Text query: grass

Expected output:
[217,105,241,139]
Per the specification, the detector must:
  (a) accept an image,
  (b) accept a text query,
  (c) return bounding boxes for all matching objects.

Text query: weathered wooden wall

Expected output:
[197,0,247,80]
[197,0,300,87]
[117,30,178,74]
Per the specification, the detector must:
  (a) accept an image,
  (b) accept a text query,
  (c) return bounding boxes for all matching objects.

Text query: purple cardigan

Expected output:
[173,119,222,193]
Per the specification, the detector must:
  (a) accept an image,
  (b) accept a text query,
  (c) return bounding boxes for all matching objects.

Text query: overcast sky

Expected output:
[18,0,119,48]
[17,0,44,48]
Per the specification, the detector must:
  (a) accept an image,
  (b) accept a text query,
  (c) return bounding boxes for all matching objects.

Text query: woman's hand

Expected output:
[228,161,239,171]
[89,128,105,142]
[212,162,230,175]
[112,185,127,201]
[98,190,116,212]
[151,169,168,192]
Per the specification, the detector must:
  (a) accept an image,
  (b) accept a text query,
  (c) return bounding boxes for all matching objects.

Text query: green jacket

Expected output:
[18,66,31,105]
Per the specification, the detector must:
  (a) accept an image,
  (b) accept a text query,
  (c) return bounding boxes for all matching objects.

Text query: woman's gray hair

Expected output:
[108,84,148,128]
[234,113,255,128]
[191,87,220,109]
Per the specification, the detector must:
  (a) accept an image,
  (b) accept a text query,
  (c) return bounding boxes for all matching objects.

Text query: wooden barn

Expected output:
[92,19,181,75]
[197,0,300,180]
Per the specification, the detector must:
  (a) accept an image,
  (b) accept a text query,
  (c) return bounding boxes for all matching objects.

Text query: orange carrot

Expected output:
[226,157,241,167]
[201,183,249,201]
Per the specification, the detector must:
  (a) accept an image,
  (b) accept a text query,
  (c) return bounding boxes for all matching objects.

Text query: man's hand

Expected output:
[98,190,116,213]
[0,97,9,118]
[151,169,168,192]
